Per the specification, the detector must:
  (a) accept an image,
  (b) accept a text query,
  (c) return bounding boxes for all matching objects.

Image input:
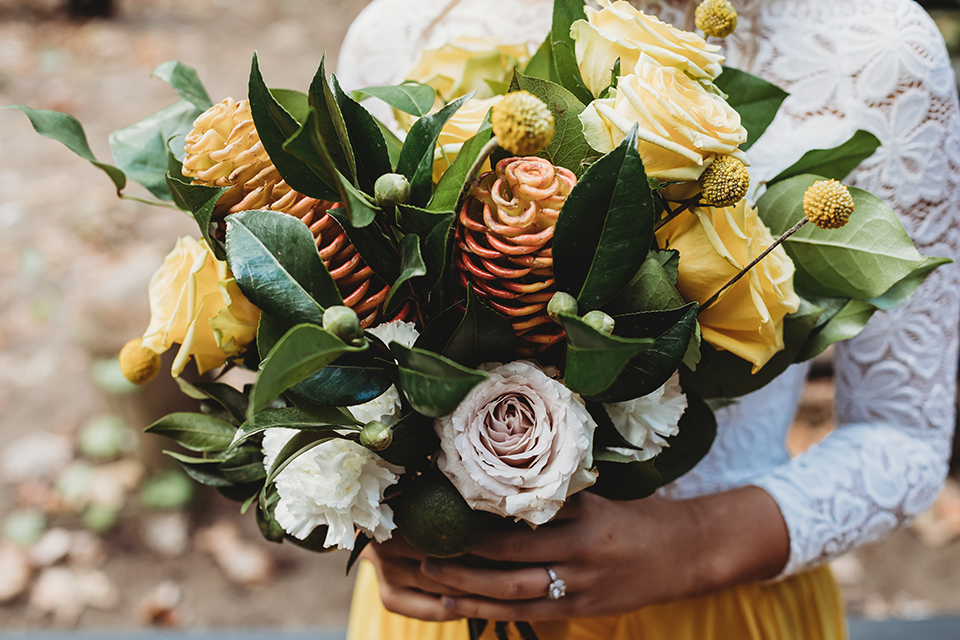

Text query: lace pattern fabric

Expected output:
[337,0,960,578]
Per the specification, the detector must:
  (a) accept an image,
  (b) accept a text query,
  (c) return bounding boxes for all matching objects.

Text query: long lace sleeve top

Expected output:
[337,0,960,578]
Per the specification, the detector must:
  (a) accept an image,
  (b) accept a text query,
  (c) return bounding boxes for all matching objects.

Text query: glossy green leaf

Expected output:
[327,206,400,282]
[250,324,367,417]
[354,82,437,117]
[188,381,249,425]
[292,363,396,408]
[385,234,428,314]
[166,154,228,255]
[333,75,392,194]
[152,60,212,110]
[271,89,309,123]
[589,454,661,501]
[550,0,594,104]
[145,413,237,452]
[219,446,267,484]
[768,130,882,185]
[654,392,717,485]
[165,453,233,488]
[225,209,341,325]
[398,204,456,291]
[441,285,518,368]
[3,105,126,193]
[713,67,788,151]
[376,411,441,468]
[560,315,654,397]
[511,72,591,176]
[248,53,337,200]
[554,125,654,310]
[523,33,557,82]
[759,174,925,299]
[396,94,472,207]
[377,117,404,168]
[230,406,357,450]
[391,344,488,417]
[257,485,285,542]
[429,121,493,212]
[604,253,685,315]
[869,255,951,310]
[308,57,357,185]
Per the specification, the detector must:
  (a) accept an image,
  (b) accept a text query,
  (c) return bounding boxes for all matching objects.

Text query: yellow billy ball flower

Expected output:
[491,91,555,156]
[118,338,162,386]
[803,179,855,230]
[695,0,738,39]
[699,155,750,207]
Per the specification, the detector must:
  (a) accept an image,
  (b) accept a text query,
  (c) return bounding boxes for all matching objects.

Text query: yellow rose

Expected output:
[433,95,502,182]
[579,54,747,182]
[404,37,530,103]
[142,237,260,376]
[572,0,724,98]
[655,200,800,373]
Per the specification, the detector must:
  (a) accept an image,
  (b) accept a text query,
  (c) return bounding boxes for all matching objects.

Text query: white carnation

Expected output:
[261,429,402,550]
[349,320,420,426]
[603,373,687,462]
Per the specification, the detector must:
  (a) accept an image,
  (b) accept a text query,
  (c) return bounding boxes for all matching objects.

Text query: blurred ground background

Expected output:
[0,0,958,632]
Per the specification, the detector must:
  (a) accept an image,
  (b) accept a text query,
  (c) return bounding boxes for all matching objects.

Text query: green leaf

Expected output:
[377,118,404,168]
[441,285,519,368]
[396,94,472,208]
[654,393,717,485]
[308,57,357,185]
[758,174,926,299]
[554,125,654,310]
[250,324,367,417]
[187,381,249,425]
[429,122,494,213]
[145,413,237,452]
[604,253,685,315]
[110,100,202,200]
[354,82,437,117]
[152,61,212,110]
[768,130,882,185]
[398,204,456,291]
[511,72,591,176]
[231,407,357,450]
[550,0,594,104]
[257,485,286,542]
[591,303,699,403]
[333,75,392,194]
[327,206,400,282]
[376,411,441,468]
[166,154,228,254]
[390,344,488,418]
[385,234,428,314]
[3,105,126,193]
[271,89,309,123]
[713,67,788,151]
[247,53,337,200]
[869,255,952,310]
[523,34,557,82]
[560,315,654,397]
[219,446,267,484]
[346,534,373,575]
[225,209,341,325]
[589,455,661,501]
[165,453,233,488]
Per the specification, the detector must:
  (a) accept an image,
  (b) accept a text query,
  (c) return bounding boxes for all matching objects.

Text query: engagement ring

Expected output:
[545,566,567,600]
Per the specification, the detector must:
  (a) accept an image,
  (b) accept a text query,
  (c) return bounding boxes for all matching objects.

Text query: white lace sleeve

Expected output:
[751,1,960,577]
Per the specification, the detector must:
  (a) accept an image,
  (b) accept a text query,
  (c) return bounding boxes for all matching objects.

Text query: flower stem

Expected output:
[457,136,501,209]
[698,217,808,314]
[120,194,182,211]
[655,195,701,232]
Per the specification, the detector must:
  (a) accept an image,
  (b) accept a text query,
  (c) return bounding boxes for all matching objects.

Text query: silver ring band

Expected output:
[545,566,567,600]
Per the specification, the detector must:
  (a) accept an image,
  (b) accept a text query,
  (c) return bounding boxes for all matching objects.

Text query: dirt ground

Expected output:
[0,0,958,631]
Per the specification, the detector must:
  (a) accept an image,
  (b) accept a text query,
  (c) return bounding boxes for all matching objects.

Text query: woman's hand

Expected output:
[364,486,790,622]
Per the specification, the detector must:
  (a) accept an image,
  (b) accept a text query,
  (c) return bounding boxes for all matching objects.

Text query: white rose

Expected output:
[435,361,597,526]
[603,373,687,462]
[262,429,403,550]
[348,320,420,426]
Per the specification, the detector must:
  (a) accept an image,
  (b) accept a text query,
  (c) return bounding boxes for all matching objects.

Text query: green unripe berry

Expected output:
[360,420,393,452]
[375,173,410,207]
[547,292,578,323]
[322,306,363,342]
[583,310,615,336]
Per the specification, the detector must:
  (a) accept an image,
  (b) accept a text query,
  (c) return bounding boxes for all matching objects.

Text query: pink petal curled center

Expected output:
[479,393,544,468]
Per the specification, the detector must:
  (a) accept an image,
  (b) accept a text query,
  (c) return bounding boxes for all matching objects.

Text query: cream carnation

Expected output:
[603,373,687,462]
[262,429,402,550]
[349,320,420,426]
[435,361,597,525]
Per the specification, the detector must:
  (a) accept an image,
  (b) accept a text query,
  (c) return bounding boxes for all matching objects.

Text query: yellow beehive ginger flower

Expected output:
[572,0,724,98]
[141,237,260,377]
[656,200,800,372]
[699,155,751,207]
[803,179,855,230]
[491,91,555,156]
[695,0,738,39]
[580,54,748,182]
[433,95,503,182]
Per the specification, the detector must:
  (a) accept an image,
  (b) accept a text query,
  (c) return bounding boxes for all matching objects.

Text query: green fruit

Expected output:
[392,472,491,558]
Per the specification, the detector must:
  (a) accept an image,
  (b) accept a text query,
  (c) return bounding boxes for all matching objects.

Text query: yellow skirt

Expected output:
[346,561,847,640]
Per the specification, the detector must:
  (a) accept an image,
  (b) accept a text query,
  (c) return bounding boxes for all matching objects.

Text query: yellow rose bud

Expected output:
[803,179,855,230]
[118,338,161,386]
[699,155,751,207]
[572,0,724,98]
[492,91,555,156]
[695,0,738,39]
[142,237,260,377]
[580,54,748,182]
[656,200,800,372]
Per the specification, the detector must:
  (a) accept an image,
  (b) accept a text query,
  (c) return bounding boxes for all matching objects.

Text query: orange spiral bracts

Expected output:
[456,157,577,352]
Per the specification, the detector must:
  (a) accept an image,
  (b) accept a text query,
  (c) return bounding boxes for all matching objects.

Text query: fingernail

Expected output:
[441,596,457,609]
[422,558,440,576]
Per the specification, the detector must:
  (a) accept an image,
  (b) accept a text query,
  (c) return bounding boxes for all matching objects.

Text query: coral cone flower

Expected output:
[457,157,577,351]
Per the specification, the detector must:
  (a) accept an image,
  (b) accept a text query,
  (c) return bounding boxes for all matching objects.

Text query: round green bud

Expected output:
[322,305,363,342]
[375,173,410,207]
[583,310,615,336]
[360,420,393,452]
[547,292,578,323]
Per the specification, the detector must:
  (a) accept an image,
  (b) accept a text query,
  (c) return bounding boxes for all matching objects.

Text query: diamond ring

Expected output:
[545,566,567,600]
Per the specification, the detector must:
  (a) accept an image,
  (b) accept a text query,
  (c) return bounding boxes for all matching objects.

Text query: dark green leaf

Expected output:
[308,57,357,185]
[713,67,788,151]
[355,83,437,117]
[589,455,661,501]
[768,130,882,185]
[398,204,456,291]
[654,392,717,485]
[189,381,249,424]
[523,34,556,82]
[271,89,309,123]
[604,253,685,315]
[391,344,488,417]
[550,0,594,104]
[225,209,341,325]
[166,453,233,488]
[3,105,126,193]
[146,413,237,452]
[442,285,518,368]
[231,406,357,450]
[326,206,400,283]
[333,75,392,194]
[429,121,494,212]
[385,234,428,314]
[346,534,373,575]
[166,154,229,255]
[257,485,286,542]
[377,117,404,168]
[292,361,397,408]
[560,315,654,397]
[152,61,212,110]
[219,446,267,484]
[376,411,441,468]
[511,72,591,176]
[554,125,654,310]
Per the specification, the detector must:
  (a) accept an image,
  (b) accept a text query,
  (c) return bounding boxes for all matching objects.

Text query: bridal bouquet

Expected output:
[6,0,946,568]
